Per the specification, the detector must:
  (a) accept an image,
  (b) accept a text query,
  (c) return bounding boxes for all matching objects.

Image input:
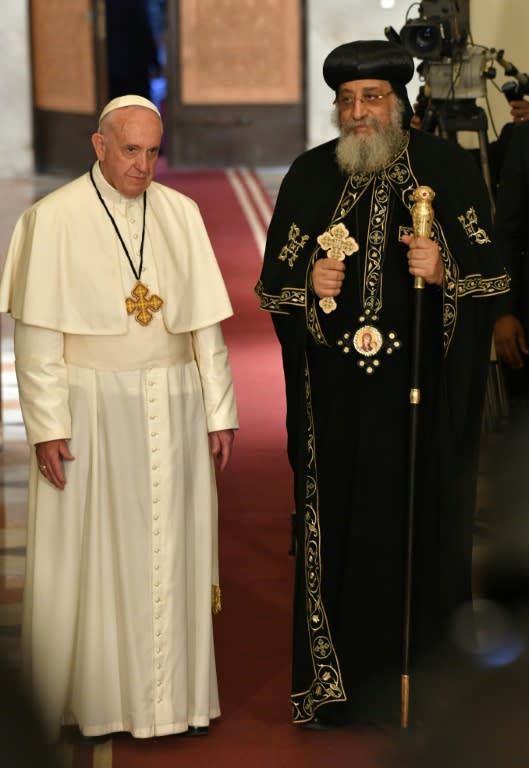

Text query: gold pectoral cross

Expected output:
[125,281,164,326]
[316,223,359,314]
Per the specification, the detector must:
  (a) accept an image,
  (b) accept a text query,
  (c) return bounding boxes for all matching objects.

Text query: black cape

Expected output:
[256,128,509,725]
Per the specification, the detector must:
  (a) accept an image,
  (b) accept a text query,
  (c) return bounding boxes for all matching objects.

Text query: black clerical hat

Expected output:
[323,40,414,90]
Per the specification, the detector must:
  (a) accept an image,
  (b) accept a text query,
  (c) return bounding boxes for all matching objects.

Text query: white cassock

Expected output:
[0,162,239,740]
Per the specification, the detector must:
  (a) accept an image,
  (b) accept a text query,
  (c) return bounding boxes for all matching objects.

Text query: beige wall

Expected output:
[472,0,529,141]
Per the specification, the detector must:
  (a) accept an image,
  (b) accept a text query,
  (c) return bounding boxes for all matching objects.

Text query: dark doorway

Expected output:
[105,0,163,103]
[164,0,306,167]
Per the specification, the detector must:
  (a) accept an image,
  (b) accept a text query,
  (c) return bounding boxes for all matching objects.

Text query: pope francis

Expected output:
[0,95,239,743]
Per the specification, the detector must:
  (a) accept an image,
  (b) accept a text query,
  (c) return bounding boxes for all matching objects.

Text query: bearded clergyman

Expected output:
[256,40,509,729]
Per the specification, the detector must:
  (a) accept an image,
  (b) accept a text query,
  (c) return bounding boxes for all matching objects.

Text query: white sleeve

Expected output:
[14,321,72,445]
[191,323,239,433]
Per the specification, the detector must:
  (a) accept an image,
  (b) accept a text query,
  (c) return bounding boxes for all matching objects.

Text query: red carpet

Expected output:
[74,167,403,768]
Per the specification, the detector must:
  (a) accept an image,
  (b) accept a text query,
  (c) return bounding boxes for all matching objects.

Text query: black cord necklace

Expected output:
[89,166,146,280]
[89,167,164,326]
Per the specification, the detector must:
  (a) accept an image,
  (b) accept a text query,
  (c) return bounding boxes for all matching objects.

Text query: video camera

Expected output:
[386,2,529,105]
[385,1,491,101]
[397,0,469,61]
[385,1,528,203]
[493,50,529,102]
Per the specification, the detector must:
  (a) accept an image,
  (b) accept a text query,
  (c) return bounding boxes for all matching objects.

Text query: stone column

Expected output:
[0,2,33,178]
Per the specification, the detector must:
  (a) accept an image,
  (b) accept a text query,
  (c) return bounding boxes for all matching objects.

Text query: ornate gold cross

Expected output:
[125,281,164,326]
[317,222,359,261]
[316,223,359,314]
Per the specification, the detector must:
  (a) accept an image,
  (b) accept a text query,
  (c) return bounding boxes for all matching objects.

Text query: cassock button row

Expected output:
[154,564,160,571]
[153,498,159,503]
[153,513,159,520]
[155,597,161,603]
[153,481,160,487]
[154,529,160,535]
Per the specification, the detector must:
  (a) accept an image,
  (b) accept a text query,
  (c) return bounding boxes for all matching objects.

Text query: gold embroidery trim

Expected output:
[212,585,222,615]
[307,300,328,345]
[457,273,511,297]
[292,362,346,723]
[255,280,306,312]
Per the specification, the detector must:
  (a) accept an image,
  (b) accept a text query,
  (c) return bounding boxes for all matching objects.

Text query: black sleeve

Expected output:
[495,124,529,318]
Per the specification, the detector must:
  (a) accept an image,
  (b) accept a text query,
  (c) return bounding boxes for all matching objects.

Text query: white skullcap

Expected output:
[98,95,162,130]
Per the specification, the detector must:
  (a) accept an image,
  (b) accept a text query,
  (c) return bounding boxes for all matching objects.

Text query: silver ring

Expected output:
[39,464,47,471]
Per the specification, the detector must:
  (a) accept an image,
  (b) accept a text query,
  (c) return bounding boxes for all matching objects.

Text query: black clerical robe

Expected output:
[256,128,509,725]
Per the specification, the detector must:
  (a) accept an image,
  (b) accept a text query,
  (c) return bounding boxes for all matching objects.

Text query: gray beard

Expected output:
[334,103,405,175]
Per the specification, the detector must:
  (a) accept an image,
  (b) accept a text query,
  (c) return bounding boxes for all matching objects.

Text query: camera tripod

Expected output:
[419,96,509,431]
[420,98,496,214]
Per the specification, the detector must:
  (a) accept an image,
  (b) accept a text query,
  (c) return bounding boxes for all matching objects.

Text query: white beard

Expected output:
[334,101,405,175]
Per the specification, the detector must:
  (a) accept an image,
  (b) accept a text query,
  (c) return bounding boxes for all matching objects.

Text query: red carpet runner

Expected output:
[74,167,400,768]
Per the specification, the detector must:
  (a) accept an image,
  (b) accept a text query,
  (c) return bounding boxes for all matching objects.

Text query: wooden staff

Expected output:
[401,185,435,729]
